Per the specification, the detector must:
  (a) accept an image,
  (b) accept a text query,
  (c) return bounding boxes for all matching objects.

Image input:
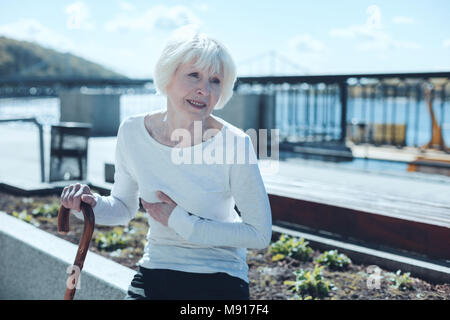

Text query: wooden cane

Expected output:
[57,201,95,300]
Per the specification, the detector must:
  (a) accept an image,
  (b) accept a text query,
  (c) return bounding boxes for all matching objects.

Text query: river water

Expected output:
[1,93,449,176]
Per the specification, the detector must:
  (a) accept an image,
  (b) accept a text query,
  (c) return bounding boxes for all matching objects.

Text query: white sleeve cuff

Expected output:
[91,193,103,214]
[168,205,199,240]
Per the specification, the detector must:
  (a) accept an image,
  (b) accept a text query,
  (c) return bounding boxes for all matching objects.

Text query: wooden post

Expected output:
[339,81,348,143]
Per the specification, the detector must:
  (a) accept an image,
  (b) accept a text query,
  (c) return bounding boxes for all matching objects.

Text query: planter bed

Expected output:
[0,190,448,300]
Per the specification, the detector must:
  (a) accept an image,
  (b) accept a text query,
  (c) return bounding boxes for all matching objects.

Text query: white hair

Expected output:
[153,26,237,110]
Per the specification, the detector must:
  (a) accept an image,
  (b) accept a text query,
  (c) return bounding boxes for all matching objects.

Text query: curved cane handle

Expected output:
[57,202,95,300]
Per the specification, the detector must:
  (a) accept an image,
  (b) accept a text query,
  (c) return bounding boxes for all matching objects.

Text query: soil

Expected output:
[1,190,449,300]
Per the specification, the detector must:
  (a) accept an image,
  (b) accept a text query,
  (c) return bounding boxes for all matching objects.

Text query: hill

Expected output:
[0,36,126,78]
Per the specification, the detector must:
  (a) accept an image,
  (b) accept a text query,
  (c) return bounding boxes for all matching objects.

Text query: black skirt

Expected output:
[124,266,250,300]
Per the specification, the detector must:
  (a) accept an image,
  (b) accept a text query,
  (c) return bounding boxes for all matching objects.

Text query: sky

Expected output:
[1,0,450,78]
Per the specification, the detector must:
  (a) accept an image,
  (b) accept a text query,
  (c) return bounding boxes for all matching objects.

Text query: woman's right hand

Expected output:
[61,183,97,212]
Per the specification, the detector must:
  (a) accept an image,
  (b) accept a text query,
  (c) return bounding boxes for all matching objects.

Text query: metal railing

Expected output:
[236,72,450,151]
[1,72,449,152]
[0,77,154,98]
[0,117,45,182]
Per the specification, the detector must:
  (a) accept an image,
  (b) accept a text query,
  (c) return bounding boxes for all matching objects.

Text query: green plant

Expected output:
[284,265,335,299]
[94,227,130,252]
[31,202,60,218]
[314,250,352,270]
[290,295,322,300]
[12,210,40,227]
[271,253,285,262]
[269,234,313,262]
[134,211,147,222]
[389,270,414,291]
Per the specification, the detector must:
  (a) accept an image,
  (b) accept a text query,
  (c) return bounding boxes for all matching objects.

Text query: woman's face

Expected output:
[166,59,223,120]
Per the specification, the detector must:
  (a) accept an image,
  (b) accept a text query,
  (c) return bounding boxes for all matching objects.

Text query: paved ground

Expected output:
[1,125,449,227]
[0,125,115,188]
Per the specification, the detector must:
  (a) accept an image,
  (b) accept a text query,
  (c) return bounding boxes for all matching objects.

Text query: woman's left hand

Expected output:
[140,191,177,226]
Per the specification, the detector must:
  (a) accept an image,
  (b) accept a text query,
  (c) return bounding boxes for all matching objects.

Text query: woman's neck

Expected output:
[162,110,210,147]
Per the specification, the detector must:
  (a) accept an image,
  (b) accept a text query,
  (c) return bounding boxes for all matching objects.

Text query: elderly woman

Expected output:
[60,28,272,300]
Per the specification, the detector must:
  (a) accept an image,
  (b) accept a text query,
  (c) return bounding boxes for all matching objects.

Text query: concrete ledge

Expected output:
[0,211,135,300]
[0,179,111,197]
[272,224,450,284]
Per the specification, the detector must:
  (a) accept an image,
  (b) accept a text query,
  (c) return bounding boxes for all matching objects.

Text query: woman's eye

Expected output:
[211,78,221,84]
[189,72,199,78]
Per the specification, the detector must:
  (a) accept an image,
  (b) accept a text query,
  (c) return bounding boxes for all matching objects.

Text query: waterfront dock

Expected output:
[1,125,449,264]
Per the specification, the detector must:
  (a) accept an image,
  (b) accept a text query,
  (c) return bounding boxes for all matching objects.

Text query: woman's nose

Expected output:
[196,81,211,96]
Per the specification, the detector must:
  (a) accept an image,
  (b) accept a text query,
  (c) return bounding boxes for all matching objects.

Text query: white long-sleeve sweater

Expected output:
[73,109,272,283]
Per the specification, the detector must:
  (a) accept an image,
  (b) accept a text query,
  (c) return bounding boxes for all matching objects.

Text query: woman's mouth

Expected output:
[187,99,207,109]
